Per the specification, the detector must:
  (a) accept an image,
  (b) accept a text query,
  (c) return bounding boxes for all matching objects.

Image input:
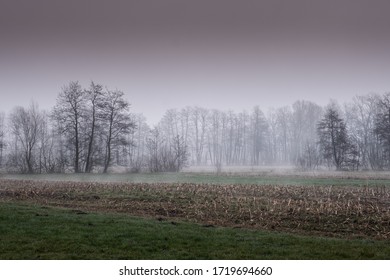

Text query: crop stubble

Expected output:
[0,179,389,239]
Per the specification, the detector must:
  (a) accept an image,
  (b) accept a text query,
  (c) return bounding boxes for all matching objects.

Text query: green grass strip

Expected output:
[0,202,389,260]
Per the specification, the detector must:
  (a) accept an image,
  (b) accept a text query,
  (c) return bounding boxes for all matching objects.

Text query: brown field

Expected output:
[1,178,389,240]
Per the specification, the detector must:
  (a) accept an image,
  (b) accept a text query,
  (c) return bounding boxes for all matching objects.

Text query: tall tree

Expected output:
[0,112,5,168]
[374,92,390,167]
[191,107,208,165]
[250,106,268,165]
[208,110,224,172]
[171,134,189,171]
[83,82,104,173]
[291,101,323,164]
[127,114,150,172]
[52,81,85,173]
[275,106,291,163]
[346,94,381,169]
[37,112,55,173]
[99,90,135,173]
[146,127,163,172]
[9,103,44,173]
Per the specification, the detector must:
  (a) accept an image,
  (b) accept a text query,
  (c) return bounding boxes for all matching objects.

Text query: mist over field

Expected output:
[1,92,390,174]
[1,1,390,174]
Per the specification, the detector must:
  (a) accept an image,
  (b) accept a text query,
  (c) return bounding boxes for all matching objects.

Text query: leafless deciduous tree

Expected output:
[191,107,208,165]
[9,103,44,173]
[99,90,135,173]
[146,127,164,172]
[250,106,268,166]
[5,87,390,173]
[345,94,381,169]
[83,82,104,173]
[144,110,191,173]
[0,112,6,168]
[52,81,85,173]
[297,142,321,170]
[37,112,57,173]
[374,92,390,168]
[127,114,150,172]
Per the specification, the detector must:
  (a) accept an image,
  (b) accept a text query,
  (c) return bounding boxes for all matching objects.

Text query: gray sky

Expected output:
[1,0,390,125]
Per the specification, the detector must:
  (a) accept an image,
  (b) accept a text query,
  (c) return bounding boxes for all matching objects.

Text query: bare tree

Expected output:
[191,107,208,165]
[171,134,189,171]
[99,90,135,173]
[9,103,44,173]
[374,92,390,168]
[127,114,150,172]
[83,82,104,173]
[237,110,249,165]
[345,94,381,169]
[37,112,55,173]
[52,81,85,173]
[146,127,164,172]
[0,112,5,168]
[275,106,291,163]
[179,107,191,152]
[208,110,224,173]
[291,101,323,164]
[250,106,268,166]
[297,142,321,170]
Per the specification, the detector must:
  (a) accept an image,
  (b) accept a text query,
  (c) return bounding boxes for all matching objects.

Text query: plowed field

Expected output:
[1,179,389,239]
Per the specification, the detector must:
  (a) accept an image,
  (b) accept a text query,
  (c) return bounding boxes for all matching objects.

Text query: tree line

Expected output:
[1,82,390,173]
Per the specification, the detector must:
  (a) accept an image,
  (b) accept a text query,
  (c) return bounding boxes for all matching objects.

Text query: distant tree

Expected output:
[98,90,135,173]
[250,106,268,165]
[291,101,323,164]
[179,107,191,155]
[127,114,150,172]
[171,134,189,171]
[297,142,321,170]
[147,109,191,172]
[190,107,208,165]
[52,81,85,173]
[9,103,44,173]
[146,127,164,172]
[37,112,54,173]
[317,104,358,170]
[237,110,250,165]
[374,92,390,167]
[275,106,291,163]
[345,94,381,170]
[0,112,5,168]
[36,111,68,174]
[208,110,224,173]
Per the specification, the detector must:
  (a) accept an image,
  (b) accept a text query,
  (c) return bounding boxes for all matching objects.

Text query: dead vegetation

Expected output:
[0,179,389,240]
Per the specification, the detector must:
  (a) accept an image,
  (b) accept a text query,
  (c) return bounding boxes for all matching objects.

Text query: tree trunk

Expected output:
[74,120,80,173]
[85,106,96,173]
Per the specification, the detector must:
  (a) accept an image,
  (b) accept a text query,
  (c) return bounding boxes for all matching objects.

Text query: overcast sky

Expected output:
[1,0,390,125]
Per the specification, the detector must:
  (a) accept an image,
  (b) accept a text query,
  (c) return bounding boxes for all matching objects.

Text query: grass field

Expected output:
[1,171,390,259]
[1,202,389,259]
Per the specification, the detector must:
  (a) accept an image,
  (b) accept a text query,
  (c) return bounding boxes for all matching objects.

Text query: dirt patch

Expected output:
[1,179,389,240]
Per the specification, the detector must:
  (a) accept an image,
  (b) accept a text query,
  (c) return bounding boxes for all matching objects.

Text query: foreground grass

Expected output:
[0,202,389,260]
